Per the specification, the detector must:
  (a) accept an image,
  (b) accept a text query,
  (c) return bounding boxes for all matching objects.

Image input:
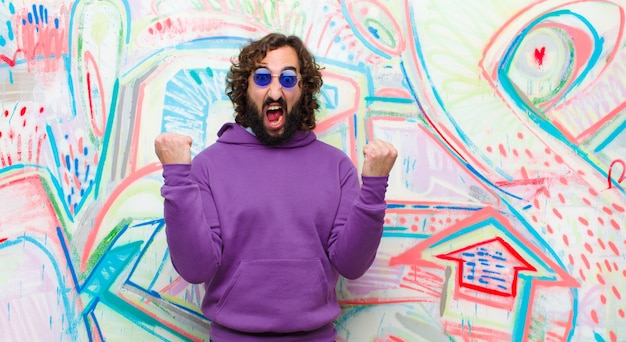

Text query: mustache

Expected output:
[264,97,286,107]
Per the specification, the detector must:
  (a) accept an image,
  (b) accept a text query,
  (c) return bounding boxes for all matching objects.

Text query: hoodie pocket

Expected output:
[214,258,335,333]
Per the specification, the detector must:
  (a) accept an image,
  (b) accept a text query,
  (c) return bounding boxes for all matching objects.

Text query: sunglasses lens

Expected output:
[279,70,298,88]
[253,70,272,87]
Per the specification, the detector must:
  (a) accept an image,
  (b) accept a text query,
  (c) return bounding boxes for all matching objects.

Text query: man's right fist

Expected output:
[154,132,193,165]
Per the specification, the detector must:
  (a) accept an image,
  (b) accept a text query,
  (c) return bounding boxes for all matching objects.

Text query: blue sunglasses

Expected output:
[253,68,300,89]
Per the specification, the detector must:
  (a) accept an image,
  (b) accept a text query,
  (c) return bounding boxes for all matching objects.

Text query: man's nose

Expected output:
[267,76,283,99]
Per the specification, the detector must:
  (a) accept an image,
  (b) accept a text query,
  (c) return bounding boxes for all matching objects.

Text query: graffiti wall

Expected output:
[1,0,624,341]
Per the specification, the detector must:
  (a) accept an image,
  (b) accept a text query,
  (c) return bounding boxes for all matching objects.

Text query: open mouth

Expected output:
[265,104,285,130]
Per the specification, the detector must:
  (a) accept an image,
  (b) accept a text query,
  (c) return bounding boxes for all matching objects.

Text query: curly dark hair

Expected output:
[225,33,323,131]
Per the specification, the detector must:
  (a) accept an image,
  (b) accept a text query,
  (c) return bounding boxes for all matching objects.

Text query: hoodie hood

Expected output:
[216,122,316,148]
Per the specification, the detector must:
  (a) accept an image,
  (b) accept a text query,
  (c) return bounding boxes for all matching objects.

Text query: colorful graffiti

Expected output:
[1,0,624,341]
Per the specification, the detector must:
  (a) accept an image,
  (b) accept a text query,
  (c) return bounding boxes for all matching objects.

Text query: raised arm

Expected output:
[156,133,223,284]
[328,139,397,279]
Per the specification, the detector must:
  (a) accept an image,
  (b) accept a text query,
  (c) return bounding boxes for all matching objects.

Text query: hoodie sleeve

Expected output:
[160,161,222,284]
[327,162,388,279]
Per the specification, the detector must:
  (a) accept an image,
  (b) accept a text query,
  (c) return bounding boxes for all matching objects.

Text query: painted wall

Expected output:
[1,0,624,341]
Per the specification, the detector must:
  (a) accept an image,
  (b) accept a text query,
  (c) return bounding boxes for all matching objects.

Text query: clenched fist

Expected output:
[361,140,398,177]
[154,132,193,165]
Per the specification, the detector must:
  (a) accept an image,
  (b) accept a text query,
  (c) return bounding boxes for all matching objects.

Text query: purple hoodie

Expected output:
[161,123,389,341]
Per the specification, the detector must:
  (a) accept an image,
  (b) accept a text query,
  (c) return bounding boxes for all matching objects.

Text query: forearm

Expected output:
[161,164,222,284]
[329,175,388,279]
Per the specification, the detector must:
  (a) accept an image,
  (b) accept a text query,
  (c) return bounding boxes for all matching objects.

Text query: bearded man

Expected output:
[155,33,397,342]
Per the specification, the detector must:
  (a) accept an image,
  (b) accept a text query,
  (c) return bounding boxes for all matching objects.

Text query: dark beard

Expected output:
[245,99,305,146]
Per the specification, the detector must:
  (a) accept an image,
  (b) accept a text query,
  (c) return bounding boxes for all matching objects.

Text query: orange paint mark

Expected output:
[612,203,625,212]
[559,177,568,185]
[610,331,617,342]
[598,239,606,250]
[581,254,590,269]
[597,273,605,285]
[553,208,563,219]
[608,241,620,256]
[525,149,533,158]
[554,154,564,164]
[562,234,569,246]
[591,309,599,324]
[486,146,493,153]
[598,216,605,225]
[532,215,538,222]
[610,219,621,230]
[605,259,612,272]
[585,243,593,253]
[498,144,507,157]
[587,229,594,237]
[545,148,551,155]
[582,197,591,205]
[602,206,613,215]
[547,224,553,234]
[73,174,81,190]
[579,269,586,281]
[513,149,519,157]
[568,254,574,265]
[612,286,622,300]
[589,187,598,196]
[619,309,625,318]
[517,132,524,139]
[558,193,566,204]
[399,217,406,224]
[600,294,607,304]
[578,217,589,226]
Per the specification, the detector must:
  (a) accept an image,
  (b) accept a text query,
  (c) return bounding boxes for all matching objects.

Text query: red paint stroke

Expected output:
[534,46,546,66]
[389,207,579,288]
[438,236,537,297]
[84,50,107,137]
[0,237,7,243]
[443,320,512,341]
[607,159,625,189]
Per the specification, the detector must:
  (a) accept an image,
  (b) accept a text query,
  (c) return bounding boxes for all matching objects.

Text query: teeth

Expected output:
[267,105,281,111]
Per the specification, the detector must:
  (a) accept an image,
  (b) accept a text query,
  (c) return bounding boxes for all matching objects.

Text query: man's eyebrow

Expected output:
[253,65,297,72]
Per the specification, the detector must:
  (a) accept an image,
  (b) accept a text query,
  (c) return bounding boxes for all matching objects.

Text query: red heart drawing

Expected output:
[534,46,546,66]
